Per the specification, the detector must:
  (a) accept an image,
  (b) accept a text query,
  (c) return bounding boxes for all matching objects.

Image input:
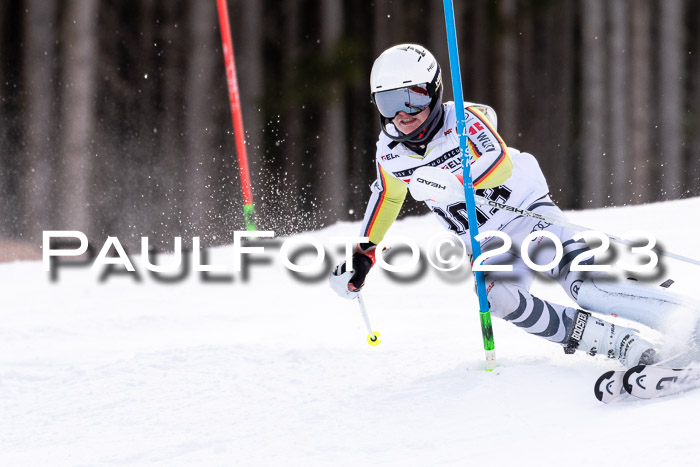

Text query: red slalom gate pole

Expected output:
[216,0,256,230]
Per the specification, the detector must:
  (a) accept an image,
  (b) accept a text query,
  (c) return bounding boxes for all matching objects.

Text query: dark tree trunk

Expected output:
[158,1,187,244]
[608,0,629,205]
[319,0,347,221]
[658,0,685,199]
[495,0,518,144]
[23,0,58,240]
[547,0,576,207]
[580,0,606,207]
[59,0,99,236]
[283,0,303,207]
[184,0,217,238]
[688,0,700,196]
[629,0,653,204]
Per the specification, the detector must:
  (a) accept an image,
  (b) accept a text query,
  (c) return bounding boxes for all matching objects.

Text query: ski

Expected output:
[594,370,629,403]
[622,365,700,399]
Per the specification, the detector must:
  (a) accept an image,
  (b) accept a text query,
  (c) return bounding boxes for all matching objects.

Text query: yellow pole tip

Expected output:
[367,331,381,346]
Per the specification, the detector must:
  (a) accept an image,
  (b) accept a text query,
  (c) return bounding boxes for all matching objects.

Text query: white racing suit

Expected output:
[357,101,693,365]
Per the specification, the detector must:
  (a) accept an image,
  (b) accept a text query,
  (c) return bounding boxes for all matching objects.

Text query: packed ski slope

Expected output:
[2,198,700,466]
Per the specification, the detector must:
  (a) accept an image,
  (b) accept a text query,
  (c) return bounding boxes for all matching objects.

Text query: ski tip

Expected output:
[622,364,646,394]
[594,370,617,402]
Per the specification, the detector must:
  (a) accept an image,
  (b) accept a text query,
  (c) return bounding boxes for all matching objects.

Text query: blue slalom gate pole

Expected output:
[443,0,496,370]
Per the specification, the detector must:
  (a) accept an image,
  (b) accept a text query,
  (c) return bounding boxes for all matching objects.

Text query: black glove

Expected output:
[343,252,374,291]
[329,243,377,299]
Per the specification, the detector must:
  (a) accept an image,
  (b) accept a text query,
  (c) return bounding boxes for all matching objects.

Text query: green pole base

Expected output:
[480,310,496,371]
[244,204,257,231]
[479,310,495,351]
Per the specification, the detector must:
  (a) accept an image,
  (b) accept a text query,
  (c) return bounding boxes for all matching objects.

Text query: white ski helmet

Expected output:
[370,44,443,142]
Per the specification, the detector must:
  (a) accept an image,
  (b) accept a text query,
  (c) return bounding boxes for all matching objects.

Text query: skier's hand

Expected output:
[329,247,375,299]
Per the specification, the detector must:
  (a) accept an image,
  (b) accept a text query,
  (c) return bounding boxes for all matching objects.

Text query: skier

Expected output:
[329,43,694,368]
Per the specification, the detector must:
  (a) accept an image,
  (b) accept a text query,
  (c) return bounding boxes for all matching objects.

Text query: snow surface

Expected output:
[2,198,700,466]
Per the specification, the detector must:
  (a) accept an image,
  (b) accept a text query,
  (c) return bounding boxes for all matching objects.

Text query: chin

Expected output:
[397,124,419,135]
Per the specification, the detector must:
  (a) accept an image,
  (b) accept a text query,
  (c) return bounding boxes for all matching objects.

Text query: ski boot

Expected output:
[565,310,658,368]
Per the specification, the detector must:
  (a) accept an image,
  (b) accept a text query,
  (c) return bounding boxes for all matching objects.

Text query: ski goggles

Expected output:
[373,84,432,118]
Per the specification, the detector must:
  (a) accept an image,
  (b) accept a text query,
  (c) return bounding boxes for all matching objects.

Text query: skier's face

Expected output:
[392,107,430,135]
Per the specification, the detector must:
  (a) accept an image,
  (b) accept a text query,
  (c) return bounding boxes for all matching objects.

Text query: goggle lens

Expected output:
[374,84,431,118]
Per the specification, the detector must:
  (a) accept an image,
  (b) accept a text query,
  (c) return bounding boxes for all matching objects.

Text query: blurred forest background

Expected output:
[0,0,699,255]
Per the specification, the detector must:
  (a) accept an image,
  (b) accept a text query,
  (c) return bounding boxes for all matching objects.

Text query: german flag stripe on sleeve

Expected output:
[361,164,407,244]
[362,168,387,238]
[473,151,507,187]
[468,106,512,188]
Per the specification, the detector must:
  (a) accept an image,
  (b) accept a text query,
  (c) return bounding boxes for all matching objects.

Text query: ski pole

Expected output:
[357,292,381,346]
[443,0,496,370]
[473,195,700,267]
